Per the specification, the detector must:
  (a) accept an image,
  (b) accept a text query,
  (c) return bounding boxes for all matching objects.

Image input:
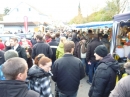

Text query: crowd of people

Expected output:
[0,29,130,97]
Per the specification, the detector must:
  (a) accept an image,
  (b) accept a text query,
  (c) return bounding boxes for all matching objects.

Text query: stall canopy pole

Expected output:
[110,22,120,54]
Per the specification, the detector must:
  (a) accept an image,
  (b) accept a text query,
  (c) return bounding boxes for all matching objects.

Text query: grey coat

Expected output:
[109,75,130,97]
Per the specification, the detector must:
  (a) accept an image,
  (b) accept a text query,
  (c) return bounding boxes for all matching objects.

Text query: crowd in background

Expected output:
[0,29,130,97]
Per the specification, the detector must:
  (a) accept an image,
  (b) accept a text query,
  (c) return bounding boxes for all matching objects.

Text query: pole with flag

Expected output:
[24,16,28,33]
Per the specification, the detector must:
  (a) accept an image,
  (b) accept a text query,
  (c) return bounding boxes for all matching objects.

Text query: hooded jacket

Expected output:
[56,42,64,59]
[0,80,39,97]
[27,65,52,97]
[89,54,119,97]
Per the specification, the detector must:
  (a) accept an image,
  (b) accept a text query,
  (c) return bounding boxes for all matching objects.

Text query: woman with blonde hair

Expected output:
[27,54,53,97]
[56,37,66,59]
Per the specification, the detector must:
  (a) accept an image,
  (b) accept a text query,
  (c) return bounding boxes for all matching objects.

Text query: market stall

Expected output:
[75,21,113,29]
[110,12,130,59]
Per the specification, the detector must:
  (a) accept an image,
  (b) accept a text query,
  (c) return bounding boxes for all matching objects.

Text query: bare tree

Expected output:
[4,7,11,15]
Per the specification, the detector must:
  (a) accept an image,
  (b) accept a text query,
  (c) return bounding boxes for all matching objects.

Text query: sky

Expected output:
[0,0,107,21]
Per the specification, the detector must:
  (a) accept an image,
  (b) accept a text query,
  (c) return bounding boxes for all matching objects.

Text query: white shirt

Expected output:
[80,45,86,58]
[13,44,19,51]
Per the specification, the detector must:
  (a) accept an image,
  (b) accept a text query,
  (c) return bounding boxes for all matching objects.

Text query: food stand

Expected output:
[110,12,130,59]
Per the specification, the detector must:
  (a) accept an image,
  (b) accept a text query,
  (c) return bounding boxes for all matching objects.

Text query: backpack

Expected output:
[116,63,128,84]
[0,65,5,80]
[112,54,128,83]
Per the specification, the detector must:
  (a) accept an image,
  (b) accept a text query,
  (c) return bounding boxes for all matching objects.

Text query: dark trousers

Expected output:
[88,62,98,83]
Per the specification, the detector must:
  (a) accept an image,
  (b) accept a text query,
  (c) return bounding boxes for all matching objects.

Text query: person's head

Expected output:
[34,54,45,65]
[60,37,66,43]
[45,32,51,39]
[127,53,130,62]
[51,34,55,39]
[4,50,18,61]
[4,40,10,47]
[38,56,52,72]
[10,37,18,47]
[2,57,28,80]
[36,35,43,42]
[94,45,108,60]
[103,34,108,39]
[55,32,60,38]
[80,37,86,44]
[124,62,130,74]
[88,29,93,39]
[98,33,103,39]
[0,38,2,42]
[64,41,75,54]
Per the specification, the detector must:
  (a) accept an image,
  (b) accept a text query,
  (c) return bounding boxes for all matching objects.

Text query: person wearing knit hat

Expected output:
[94,45,108,60]
[0,50,19,80]
[109,62,130,97]
[88,45,119,97]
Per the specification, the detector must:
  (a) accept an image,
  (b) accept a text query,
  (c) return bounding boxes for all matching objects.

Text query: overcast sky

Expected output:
[0,0,107,21]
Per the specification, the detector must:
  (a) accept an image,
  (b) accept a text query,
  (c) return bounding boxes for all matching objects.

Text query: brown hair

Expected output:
[55,32,60,38]
[45,33,51,38]
[10,37,18,42]
[38,56,52,66]
[34,54,45,65]
[2,57,27,80]
[36,35,43,41]
[64,41,75,53]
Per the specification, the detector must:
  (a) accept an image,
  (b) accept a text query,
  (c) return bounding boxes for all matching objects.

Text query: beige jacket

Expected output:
[109,75,130,97]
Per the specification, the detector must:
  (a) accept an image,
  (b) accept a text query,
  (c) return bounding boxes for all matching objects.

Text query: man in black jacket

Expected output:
[88,45,119,97]
[86,34,102,84]
[49,34,59,64]
[10,37,27,60]
[32,35,53,59]
[52,41,85,97]
[0,57,39,97]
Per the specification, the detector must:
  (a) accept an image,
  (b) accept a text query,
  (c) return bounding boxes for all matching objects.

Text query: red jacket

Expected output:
[0,42,5,50]
[19,40,32,48]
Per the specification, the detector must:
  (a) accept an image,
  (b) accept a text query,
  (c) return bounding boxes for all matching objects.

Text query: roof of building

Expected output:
[8,2,48,16]
[0,21,41,26]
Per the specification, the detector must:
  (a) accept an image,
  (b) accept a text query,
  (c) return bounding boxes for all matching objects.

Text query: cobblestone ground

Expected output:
[51,76,90,97]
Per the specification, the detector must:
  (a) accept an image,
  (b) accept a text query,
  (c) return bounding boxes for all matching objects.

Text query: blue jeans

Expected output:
[81,58,89,75]
[59,92,77,97]
[88,62,98,83]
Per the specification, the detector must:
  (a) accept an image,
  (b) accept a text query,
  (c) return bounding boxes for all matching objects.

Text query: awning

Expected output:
[75,21,113,29]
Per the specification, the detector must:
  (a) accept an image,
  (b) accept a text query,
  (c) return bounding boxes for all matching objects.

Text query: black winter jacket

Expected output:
[16,45,27,60]
[31,38,37,46]
[86,38,102,62]
[49,39,59,62]
[0,80,39,97]
[32,41,53,59]
[52,54,85,95]
[89,54,119,97]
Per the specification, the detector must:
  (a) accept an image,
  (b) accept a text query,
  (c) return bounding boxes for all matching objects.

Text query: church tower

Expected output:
[78,2,82,16]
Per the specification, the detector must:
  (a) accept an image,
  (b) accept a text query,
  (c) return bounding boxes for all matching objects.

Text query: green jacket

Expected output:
[56,42,64,59]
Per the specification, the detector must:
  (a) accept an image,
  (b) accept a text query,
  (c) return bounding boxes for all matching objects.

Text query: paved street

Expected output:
[51,76,90,97]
